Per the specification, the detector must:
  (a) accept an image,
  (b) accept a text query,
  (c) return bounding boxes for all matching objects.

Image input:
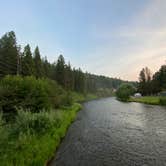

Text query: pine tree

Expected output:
[64,62,74,90]
[22,44,35,76]
[55,55,65,86]
[33,46,44,78]
[0,31,18,77]
[138,67,152,95]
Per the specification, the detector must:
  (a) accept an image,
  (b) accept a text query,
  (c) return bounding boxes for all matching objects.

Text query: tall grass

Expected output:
[0,103,81,166]
[129,96,166,105]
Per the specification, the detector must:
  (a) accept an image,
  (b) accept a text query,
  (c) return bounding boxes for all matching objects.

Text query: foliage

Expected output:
[0,75,70,113]
[21,44,35,76]
[0,31,19,77]
[138,65,166,95]
[138,67,152,95]
[116,83,135,101]
[0,103,81,166]
[129,96,166,106]
[33,46,44,78]
[129,96,160,105]
[159,97,166,105]
[0,31,131,94]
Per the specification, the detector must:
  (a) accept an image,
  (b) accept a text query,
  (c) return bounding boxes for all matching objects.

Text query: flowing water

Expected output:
[50,97,166,166]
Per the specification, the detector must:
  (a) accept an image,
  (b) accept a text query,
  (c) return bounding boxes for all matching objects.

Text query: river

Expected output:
[50,97,166,166]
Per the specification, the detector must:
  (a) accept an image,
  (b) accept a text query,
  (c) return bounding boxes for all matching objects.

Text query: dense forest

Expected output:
[0,31,130,94]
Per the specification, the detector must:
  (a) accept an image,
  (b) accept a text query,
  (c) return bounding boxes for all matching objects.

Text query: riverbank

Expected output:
[0,103,81,166]
[129,96,166,105]
[0,76,113,165]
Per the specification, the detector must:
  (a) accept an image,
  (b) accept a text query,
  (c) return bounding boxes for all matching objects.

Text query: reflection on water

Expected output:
[51,97,166,166]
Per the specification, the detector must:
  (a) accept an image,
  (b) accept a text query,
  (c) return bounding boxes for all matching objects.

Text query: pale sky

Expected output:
[0,0,166,81]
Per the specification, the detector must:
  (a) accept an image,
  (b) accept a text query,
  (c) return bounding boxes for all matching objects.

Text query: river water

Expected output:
[50,97,166,166]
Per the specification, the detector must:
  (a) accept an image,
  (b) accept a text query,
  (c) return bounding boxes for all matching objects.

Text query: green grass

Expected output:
[0,103,81,166]
[71,92,97,103]
[129,96,160,105]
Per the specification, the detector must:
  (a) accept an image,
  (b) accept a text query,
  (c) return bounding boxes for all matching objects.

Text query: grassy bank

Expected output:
[0,75,113,166]
[129,96,166,105]
[0,103,81,166]
[71,92,98,103]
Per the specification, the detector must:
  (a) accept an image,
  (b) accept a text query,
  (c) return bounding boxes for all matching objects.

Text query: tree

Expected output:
[54,55,65,86]
[64,62,74,90]
[0,31,19,77]
[158,65,166,89]
[21,44,35,76]
[0,31,134,95]
[33,46,44,78]
[42,57,52,78]
[138,67,152,95]
[116,83,135,101]
[73,68,85,93]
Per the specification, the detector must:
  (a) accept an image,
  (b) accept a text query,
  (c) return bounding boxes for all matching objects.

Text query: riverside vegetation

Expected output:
[0,76,83,165]
[116,63,166,105]
[0,31,129,165]
[129,96,166,105]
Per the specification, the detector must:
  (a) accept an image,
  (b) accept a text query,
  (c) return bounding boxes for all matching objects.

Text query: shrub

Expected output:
[11,109,61,136]
[159,97,166,105]
[116,83,135,101]
[0,76,72,113]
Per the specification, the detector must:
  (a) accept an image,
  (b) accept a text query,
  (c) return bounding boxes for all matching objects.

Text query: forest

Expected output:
[0,31,127,95]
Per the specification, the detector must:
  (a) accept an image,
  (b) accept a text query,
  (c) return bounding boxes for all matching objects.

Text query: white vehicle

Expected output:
[134,93,142,98]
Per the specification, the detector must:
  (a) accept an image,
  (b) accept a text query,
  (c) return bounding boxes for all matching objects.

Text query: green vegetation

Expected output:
[138,65,166,95]
[0,31,131,93]
[131,64,166,105]
[116,83,135,101]
[0,31,132,165]
[0,103,81,166]
[129,96,160,105]
[0,75,71,112]
[129,96,166,105]
[71,92,97,103]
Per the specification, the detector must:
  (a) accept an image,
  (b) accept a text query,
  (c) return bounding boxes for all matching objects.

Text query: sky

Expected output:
[0,0,166,81]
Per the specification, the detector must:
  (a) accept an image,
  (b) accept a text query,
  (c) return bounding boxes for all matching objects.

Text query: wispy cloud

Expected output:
[85,0,166,81]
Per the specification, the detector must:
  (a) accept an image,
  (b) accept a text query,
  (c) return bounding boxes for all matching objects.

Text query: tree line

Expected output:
[0,31,128,93]
[138,65,166,95]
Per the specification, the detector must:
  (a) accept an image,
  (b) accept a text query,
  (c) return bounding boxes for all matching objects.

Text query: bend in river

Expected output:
[50,97,166,166]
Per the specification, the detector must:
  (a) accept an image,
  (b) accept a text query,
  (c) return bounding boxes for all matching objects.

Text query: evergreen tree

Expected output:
[0,31,130,94]
[42,57,52,78]
[33,46,44,78]
[73,68,85,93]
[138,67,152,95]
[55,55,65,86]
[64,62,74,90]
[22,44,35,76]
[0,31,18,77]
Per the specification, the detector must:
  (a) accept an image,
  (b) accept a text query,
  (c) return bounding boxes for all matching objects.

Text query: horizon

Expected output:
[0,0,166,81]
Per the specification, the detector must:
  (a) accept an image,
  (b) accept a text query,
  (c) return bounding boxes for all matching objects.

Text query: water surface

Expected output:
[50,97,166,166]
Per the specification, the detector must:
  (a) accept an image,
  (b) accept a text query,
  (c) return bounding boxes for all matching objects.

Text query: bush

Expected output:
[116,83,135,101]
[0,103,81,166]
[159,97,166,105]
[0,76,72,113]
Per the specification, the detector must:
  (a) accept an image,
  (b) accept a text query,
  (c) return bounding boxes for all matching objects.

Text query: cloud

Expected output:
[86,0,166,81]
